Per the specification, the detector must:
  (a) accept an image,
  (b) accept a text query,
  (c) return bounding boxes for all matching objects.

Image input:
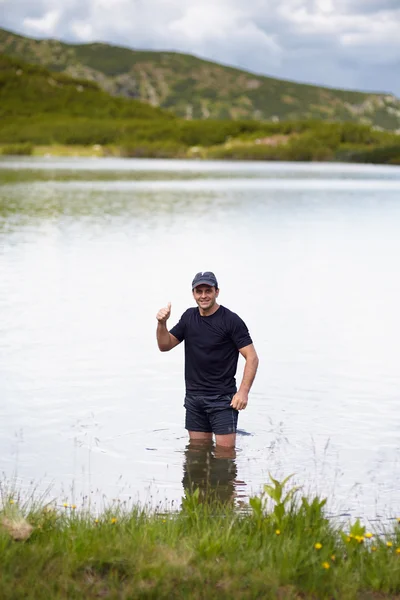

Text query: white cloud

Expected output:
[167,2,282,70]
[23,9,60,35]
[1,0,400,95]
[70,21,93,41]
[169,3,240,41]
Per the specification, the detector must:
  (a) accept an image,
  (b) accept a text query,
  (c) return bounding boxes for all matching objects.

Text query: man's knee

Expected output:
[188,431,213,441]
[215,433,236,448]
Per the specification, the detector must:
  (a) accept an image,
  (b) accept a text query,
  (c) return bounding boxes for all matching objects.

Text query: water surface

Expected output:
[1,158,400,519]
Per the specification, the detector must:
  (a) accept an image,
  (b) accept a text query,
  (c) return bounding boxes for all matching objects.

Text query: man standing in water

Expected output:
[156,272,259,448]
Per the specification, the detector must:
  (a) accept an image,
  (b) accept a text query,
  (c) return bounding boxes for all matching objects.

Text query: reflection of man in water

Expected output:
[156,271,259,449]
[182,440,242,505]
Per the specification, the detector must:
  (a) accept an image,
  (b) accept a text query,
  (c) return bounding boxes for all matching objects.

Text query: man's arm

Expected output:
[156,302,181,352]
[230,344,259,411]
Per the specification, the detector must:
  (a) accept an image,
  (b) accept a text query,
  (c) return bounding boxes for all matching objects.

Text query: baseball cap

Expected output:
[191,271,218,289]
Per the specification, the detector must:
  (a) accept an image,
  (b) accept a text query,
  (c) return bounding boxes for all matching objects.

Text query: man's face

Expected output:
[193,285,219,311]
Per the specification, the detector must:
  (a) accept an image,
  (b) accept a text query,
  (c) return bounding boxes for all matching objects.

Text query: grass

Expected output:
[1,476,400,599]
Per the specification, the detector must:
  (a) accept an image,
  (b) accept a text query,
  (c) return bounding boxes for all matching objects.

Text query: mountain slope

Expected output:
[1,27,400,129]
[0,53,173,120]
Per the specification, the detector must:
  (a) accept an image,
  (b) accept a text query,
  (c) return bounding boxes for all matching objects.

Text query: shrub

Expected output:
[0,142,33,155]
[347,144,400,164]
[119,141,186,158]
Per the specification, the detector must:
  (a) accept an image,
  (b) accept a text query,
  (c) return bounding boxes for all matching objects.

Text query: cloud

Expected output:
[1,0,400,96]
[24,9,61,35]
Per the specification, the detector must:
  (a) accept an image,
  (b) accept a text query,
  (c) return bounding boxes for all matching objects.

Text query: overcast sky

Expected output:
[1,0,399,96]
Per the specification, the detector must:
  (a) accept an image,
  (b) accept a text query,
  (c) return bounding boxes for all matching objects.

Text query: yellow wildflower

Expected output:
[387,541,393,548]
[314,542,322,550]
[322,562,330,570]
[346,537,351,543]
[111,517,117,524]
[63,503,68,508]
[71,504,77,510]
[94,518,99,524]
[371,546,377,552]
[396,548,400,555]
[355,536,364,544]
[397,517,400,524]
[275,529,281,535]
[9,499,14,505]
[365,532,373,539]
[331,555,336,561]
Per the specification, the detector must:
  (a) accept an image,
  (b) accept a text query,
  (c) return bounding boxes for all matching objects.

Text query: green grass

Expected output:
[1,476,400,599]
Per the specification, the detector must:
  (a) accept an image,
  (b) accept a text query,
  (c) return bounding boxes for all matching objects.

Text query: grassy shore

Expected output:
[1,140,400,164]
[1,476,400,599]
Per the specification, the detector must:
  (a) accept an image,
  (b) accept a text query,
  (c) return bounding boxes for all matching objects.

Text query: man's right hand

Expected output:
[156,302,171,324]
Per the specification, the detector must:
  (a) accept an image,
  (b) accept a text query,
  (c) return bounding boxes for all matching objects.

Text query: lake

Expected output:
[1,157,400,520]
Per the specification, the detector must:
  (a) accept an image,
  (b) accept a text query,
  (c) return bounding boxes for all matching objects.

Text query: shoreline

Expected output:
[0,143,399,165]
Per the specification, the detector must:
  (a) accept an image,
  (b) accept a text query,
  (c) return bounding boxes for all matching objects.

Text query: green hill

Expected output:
[0,54,172,120]
[0,53,180,149]
[1,52,399,164]
[0,54,278,152]
[1,27,400,129]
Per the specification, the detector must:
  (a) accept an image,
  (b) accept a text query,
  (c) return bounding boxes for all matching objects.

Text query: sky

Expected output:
[1,0,400,96]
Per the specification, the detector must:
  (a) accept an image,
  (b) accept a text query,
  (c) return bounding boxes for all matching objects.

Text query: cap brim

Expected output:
[192,279,216,289]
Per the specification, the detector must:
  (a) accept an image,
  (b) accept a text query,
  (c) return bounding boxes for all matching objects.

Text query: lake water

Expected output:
[1,157,400,520]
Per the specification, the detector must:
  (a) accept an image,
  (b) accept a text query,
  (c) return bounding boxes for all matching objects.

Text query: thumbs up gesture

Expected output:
[156,302,171,324]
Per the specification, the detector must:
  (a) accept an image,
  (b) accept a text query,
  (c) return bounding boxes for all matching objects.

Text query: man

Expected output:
[156,271,259,448]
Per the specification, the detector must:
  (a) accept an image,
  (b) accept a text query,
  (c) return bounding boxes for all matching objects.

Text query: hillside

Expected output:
[1,27,400,129]
[0,54,173,121]
[1,52,399,164]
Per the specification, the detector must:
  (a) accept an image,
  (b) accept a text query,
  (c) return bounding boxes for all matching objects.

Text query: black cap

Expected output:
[192,271,218,290]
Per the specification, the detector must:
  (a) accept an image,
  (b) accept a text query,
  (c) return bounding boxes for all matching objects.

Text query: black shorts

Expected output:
[184,393,238,435]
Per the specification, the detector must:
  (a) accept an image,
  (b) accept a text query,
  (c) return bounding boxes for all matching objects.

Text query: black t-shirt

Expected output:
[169,305,253,394]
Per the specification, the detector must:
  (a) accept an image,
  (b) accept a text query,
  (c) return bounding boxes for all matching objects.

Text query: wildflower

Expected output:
[365,532,373,539]
[346,537,351,543]
[71,504,77,510]
[314,543,322,550]
[63,503,68,508]
[355,536,364,544]
[94,518,99,525]
[322,562,330,570]
[387,541,393,548]
[331,555,336,561]
[162,519,166,523]
[9,499,14,505]
[397,518,400,524]
[371,546,377,552]
[275,529,281,536]
[111,517,117,524]
[396,548,400,555]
